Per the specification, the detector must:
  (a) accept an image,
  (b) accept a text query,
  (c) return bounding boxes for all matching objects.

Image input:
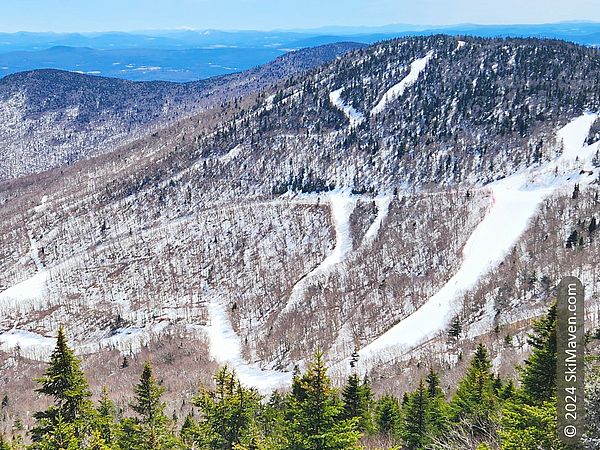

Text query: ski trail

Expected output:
[356,113,598,372]
[371,50,434,115]
[361,196,392,246]
[329,88,365,127]
[281,191,357,313]
[206,296,292,393]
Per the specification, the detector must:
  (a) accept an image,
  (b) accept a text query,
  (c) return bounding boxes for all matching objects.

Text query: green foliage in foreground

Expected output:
[2,304,600,449]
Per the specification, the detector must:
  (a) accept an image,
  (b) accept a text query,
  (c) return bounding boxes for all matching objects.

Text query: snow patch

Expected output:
[0,329,55,359]
[329,88,365,127]
[371,50,434,115]
[218,144,243,164]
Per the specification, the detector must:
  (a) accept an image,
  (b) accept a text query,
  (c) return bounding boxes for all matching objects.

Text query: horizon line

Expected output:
[2,20,599,36]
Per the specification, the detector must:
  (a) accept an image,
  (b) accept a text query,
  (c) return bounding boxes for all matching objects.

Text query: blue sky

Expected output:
[2,0,599,32]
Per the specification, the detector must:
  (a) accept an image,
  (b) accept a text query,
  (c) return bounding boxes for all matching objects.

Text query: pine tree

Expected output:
[31,326,93,442]
[519,303,557,404]
[340,374,373,433]
[179,414,197,448]
[36,415,80,450]
[499,401,562,450]
[256,391,288,449]
[448,316,462,339]
[286,351,360,450]
[424,369,448,438]
[0,435,10,450]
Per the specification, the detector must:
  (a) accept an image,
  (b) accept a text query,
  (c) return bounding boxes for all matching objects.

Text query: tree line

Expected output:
[1,303,599,449]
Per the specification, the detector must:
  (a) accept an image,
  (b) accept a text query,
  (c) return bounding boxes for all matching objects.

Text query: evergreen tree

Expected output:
[96,387,119,448]
[256,391,289,449]
[374,395,401,438]
[286,351,360,450]
[0,435,10,450]
[450,344,498,430]
[401,380,430,450]
[32,326,93,442]
[499,401,562,450]
[340,374,373,433]
[36,415,80,450]
[519,303,557,404]
[424,369,448,438]
[87,430,112,450]
[448,316,462,339]
[179,414,197,448]
[126,361,179,450]
[193,366,262,450]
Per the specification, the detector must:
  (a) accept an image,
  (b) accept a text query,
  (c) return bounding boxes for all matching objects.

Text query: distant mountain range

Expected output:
[1,22,599,81]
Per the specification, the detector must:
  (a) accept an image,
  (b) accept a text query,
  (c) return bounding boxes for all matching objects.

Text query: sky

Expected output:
[1,0,599,33]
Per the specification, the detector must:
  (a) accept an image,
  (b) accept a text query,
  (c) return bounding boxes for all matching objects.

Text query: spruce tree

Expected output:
[0,435,10,450]
[286,351,360,450]
[96,387,118,448]
[450,344,498,427]
[374,395,401,438]
[127,361,178,450]
[519,303,557,404]
[401,380,430,450]
[340,374,373,433]
[499,401,561,450]
[179,414,197,448]
[193,366,262,450]
[424,369,448,438]
[36,415,80,450]
[32,326,93,442]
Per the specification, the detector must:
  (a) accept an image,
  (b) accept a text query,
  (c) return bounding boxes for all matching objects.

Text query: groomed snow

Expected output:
[282,191,357,313]
[371,50,434,115]
[206,296,292,393]
[329,88,365,127]
[356,113,599,371]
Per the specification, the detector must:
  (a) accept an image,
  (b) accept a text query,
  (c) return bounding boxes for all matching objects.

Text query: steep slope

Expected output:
[1,36,600,416]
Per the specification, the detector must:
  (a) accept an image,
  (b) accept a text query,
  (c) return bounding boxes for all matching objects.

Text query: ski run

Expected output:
[281,191,357,313]
[371,50,434,115]
[206,295,292,393]
[357,113,599,372]
[329,88,365,127]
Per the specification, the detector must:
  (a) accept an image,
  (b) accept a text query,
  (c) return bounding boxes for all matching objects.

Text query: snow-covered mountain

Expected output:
[1,35,600,416]
[0,42,363,180]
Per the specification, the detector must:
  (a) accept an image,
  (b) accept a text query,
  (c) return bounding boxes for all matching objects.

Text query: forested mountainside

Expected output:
[0,42,363,180]
[1,35,600,444]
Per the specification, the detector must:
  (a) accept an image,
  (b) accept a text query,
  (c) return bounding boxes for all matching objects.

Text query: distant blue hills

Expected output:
[1,22,599,82]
